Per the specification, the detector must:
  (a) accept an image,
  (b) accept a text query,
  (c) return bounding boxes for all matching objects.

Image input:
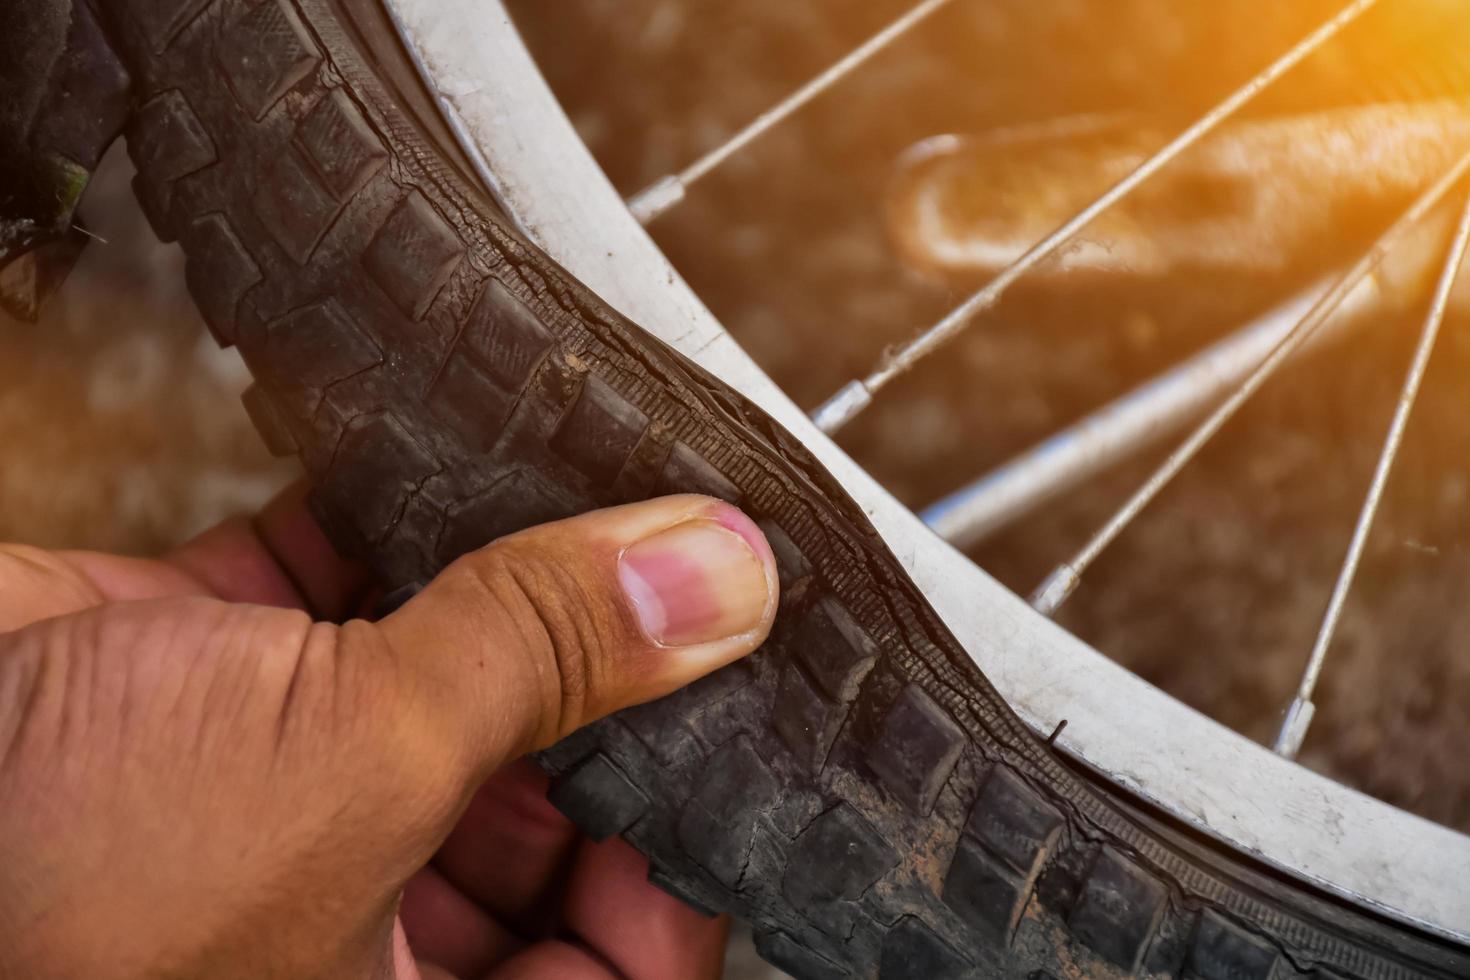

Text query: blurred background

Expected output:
[5,7,1470,970]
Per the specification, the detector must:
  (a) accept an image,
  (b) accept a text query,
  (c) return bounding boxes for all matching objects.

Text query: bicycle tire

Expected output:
[31,0,1470,976]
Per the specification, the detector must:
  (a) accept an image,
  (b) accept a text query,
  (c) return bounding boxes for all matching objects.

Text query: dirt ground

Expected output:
[3,2,1468,973]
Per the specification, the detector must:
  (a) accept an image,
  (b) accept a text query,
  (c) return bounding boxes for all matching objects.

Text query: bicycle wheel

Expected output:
[9,0,1470,976]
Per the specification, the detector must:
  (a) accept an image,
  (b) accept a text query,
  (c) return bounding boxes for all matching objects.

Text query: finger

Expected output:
[0,537,294,633]
[372,493,777,790]
[392,920,454,980]
[0,482,366,631]
[162,518,310,611]
[252,483,370,619]
[0,542,228,631]
[167,481,368,619]
[400,866,522,976]
[561,837,728,980]
[0,544,134,631]
[486,941,621,980]
[432,760,578,934]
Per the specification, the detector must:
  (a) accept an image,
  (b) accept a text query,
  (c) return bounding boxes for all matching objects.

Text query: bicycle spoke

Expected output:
[923,284,1346,549]
[626,0,956,224]
[1027,150,1470,619]
[1273,189,1470,759]
[810,0,1379,435]
[921,202,1454,549]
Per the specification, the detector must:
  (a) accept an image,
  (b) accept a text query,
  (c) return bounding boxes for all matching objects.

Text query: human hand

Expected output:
[0,486,778,979]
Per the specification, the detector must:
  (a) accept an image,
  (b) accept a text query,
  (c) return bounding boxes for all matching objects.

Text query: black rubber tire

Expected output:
[44,0,1470,976]
[1,0,131,319]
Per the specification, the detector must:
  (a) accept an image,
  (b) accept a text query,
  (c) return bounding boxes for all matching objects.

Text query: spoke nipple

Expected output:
[627,175,685,225]
[1272,697,1316,759]
[1030,564,1080,617]
[810,380,873,434]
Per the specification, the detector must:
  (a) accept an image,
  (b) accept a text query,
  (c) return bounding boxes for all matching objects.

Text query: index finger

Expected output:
[0,481,368,632]
[560,837,728,980]
[165,481,369,619]
[430,760,580,936]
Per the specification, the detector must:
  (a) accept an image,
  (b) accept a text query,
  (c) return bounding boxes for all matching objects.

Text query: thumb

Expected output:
[370,493,778,789]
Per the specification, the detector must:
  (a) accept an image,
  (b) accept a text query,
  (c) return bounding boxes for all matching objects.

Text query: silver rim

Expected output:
[381,0,1470,941]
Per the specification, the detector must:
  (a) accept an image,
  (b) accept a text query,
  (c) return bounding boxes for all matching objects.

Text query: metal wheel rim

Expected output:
[380,0,1470,941]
